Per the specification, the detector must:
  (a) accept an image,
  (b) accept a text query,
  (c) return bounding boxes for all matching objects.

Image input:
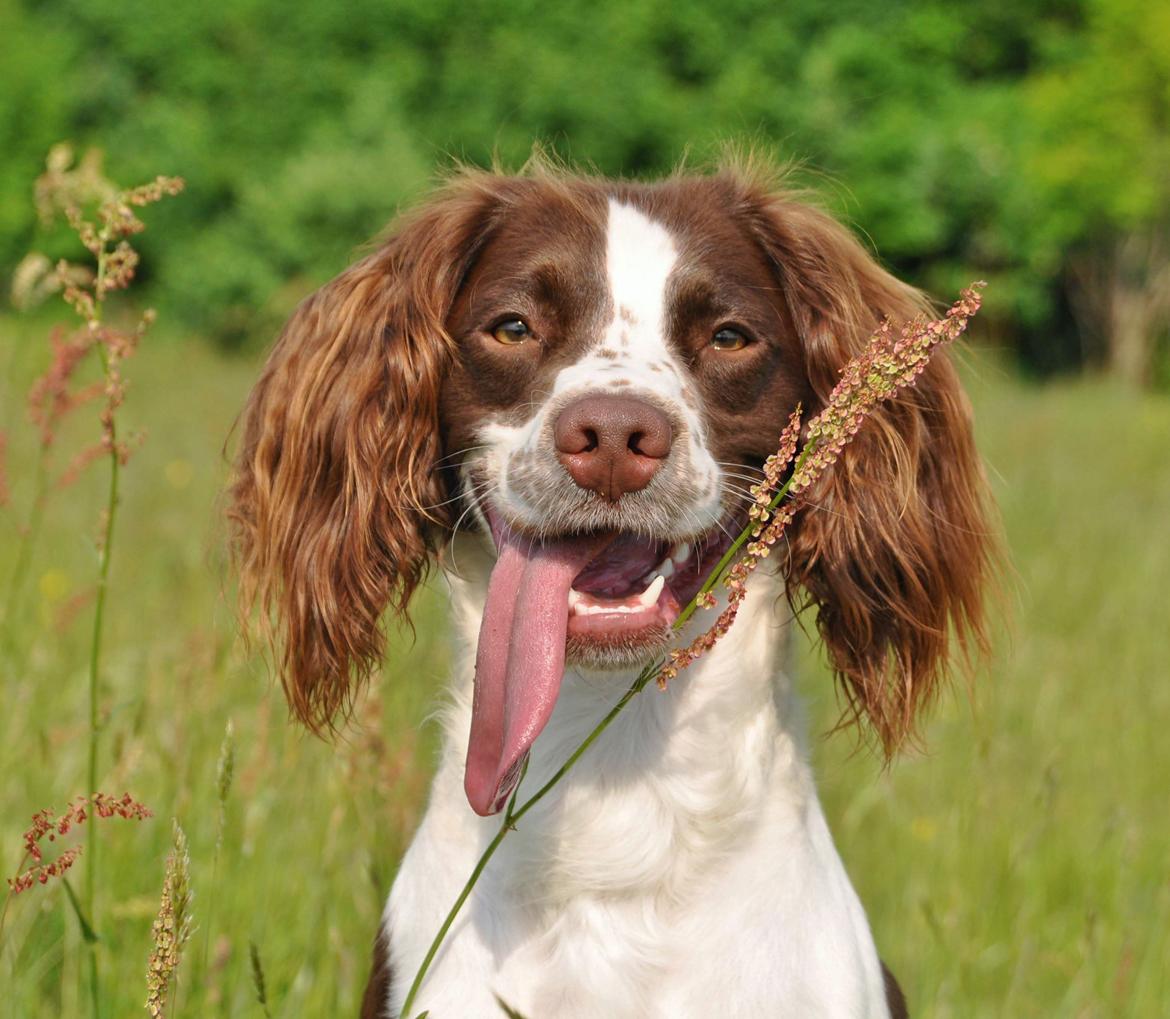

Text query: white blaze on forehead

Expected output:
[549,199,685,396]
[482,196,725,533]
[605,199,678,333]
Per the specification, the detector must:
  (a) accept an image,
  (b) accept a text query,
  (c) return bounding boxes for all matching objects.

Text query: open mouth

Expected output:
[463,506,738,817]
[566,531,727,647]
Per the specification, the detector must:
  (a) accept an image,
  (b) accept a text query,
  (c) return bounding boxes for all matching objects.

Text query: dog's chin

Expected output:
[565,624,672,672]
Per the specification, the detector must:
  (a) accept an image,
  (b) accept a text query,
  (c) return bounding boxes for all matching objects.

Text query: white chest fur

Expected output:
[384,552,892,1018]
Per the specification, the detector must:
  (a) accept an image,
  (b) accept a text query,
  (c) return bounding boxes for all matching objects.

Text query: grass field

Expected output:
[1,317,1167,1018]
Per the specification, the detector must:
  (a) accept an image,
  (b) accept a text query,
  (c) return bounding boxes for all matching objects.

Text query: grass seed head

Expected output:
[6,793,151,894]
[145,819,194,1017]
[656,285,986,691]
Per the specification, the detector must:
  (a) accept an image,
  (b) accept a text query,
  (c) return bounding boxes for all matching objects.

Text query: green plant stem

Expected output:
[86,947,100,1019]
[82,427,116,1019]
[84,247,113,1019]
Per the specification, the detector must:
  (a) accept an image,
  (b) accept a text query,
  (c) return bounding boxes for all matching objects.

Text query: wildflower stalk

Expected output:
[9,147,184,1019]
[82,225,120,1019]
[2,794,151,956]
[400,286,986,1017]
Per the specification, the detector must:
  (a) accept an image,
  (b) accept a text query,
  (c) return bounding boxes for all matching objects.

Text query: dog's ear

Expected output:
[738,179,996,754]
[229,173,509,733]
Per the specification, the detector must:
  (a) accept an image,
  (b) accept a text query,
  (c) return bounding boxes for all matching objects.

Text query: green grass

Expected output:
[1,322,1167,1017]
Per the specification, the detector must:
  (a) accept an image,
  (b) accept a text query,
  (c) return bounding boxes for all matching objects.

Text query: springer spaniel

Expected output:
[230,160,993,1018]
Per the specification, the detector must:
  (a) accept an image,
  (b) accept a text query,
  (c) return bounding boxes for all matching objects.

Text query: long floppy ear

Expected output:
[738,176,997,754]
[229,173,508,733]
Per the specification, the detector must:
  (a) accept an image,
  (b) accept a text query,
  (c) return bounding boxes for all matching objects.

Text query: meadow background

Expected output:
[1,0,1168,1015]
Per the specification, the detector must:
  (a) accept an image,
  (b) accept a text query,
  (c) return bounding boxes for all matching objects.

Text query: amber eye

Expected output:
[711,327,749,352]
[491,319,531,345]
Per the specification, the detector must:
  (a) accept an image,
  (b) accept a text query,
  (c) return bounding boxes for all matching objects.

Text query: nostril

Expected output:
[628,419,672,460]
[554,394,674,498]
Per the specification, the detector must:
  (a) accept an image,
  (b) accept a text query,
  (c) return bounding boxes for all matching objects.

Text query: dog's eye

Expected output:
[711,327,749,352]
[491,319,532,345]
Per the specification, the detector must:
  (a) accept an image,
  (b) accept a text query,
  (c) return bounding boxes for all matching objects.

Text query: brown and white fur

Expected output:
[230,158,993,1018]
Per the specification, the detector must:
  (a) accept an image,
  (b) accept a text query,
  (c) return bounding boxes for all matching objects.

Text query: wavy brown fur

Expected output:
[228,173,518,732]
[730,167,996,754]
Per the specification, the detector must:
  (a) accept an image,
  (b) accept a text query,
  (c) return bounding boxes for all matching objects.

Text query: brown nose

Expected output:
[554,395,673,501]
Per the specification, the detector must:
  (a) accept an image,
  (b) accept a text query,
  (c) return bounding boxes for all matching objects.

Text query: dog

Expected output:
[229,157,993,1018]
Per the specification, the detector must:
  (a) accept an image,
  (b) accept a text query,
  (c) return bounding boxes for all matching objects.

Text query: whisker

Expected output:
[714,460,765,476]
[718,480,757,499]
[432,444,490,468]
[719,473,767,488]
[793,497,851,523]
[710,516,737,544]
[421,468,498,513]
[720,491,757,508]
[446,481,498,577]
[420,487,479,513]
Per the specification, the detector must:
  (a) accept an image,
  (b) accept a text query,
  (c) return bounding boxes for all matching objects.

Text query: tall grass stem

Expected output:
[83,249,117,1019]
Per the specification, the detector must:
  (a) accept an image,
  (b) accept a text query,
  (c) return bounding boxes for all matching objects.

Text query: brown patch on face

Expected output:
[596,347,618,359]
[618,305,637,324]
[440,180,610,453]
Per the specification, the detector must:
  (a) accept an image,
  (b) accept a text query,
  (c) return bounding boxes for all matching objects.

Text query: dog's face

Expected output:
[229,163,992,814]
[441,184,811,649]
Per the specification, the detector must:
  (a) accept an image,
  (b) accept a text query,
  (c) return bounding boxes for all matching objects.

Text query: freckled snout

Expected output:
[554,394,673,502]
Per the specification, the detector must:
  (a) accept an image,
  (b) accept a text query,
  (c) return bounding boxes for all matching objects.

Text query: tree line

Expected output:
[2,0,1166,384]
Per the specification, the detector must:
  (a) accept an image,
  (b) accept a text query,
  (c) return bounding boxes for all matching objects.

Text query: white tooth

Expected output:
[568,589,583,612]
[671,542,692,564]
[658,558,675,579]
[638,575,666,607]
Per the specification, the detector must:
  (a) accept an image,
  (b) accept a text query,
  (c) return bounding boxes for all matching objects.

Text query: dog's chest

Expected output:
[387,576,890,1016]
[485,684,786,1015]
[509,668,777,891]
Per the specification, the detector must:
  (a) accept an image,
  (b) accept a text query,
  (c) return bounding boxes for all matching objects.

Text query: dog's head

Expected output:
[229,161,994,814]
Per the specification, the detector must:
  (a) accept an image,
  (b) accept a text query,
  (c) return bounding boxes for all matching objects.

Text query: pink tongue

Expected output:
[464,528,610,816]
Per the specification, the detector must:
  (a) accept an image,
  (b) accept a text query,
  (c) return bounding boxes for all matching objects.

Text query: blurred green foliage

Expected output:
[1,0,1167,377]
